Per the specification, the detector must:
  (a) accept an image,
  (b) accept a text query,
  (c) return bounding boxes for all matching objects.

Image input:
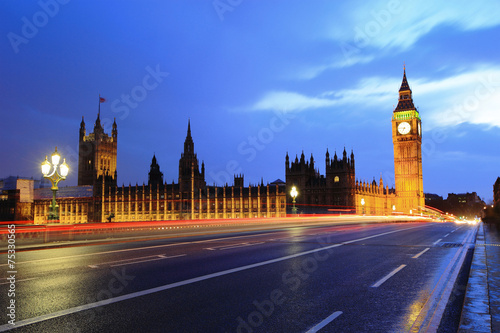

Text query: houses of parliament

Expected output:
[31,69,424,223]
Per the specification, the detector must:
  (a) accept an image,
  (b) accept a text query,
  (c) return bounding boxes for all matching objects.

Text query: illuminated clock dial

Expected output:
[418,123,421,135]
[398,122,411,135]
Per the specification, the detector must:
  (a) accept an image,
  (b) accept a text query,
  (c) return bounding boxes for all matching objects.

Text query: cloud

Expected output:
[295,55,375,80]
[250,91,338,112]
[336,0,500,50]
[321,76,398,105]
[298,0,500,79]
[419,66,500,128]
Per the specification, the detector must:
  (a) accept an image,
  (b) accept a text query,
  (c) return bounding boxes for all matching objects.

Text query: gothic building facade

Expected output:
[286,69,423,215]
[34,115,286,223]
[95,121,286,222]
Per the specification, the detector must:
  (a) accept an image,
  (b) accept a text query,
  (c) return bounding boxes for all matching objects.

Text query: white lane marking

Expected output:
[0,277,37,285]
[306,311,343,333]
[205,242,265,251]
[158,254,186,259]
[0,225,426,331]
[412,248,430,259]
[88,254,186,268]
[444,233,450,237]
[110,256,178,267]
[205,242,249,250]
[433,239,442,245]
[218,242,265,251]
[371,264,407,288]
[88,254,166,268]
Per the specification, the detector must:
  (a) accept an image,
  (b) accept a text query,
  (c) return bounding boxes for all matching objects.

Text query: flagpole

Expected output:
[98,94,101,117]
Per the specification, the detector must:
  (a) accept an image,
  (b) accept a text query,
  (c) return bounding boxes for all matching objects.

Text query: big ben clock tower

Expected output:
[392,68,424,214]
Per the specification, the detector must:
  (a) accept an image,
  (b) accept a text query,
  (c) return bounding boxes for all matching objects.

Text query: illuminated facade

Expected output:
[392,68,425,214]
[78,106,117,187]
[94,122,286,222]
[286,69,424,215]
[34,117,285,223]
[285,149,396,215]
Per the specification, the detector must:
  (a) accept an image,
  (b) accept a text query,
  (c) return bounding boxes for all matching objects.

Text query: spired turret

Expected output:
[112,118,117,140]
[394,67,416,112]
[148,154,163,187]
[178,120,206,193]
[80,116,86,140]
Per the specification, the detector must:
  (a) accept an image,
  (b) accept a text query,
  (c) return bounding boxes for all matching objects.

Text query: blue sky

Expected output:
[1,0,499,202]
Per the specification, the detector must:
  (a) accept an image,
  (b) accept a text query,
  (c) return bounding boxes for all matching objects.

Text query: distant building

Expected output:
[33,186,94,224]
[425,192,486,219]
[0,176,35,221]
[424,193,445,211]
[494,177,500,207]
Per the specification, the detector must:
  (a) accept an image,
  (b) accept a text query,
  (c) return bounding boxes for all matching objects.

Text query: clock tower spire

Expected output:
[392,67,424,214]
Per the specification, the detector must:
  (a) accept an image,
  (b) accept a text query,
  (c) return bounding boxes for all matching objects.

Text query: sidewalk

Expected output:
[459,222,500,332]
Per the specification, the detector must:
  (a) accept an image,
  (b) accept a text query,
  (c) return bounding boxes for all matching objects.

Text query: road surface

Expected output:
[0,219,475,332]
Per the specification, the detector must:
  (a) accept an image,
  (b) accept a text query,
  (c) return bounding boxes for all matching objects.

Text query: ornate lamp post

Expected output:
[41,147,69,221]
[290,186,298,215]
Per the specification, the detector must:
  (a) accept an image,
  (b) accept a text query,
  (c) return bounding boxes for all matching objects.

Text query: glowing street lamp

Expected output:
[361,198,365,215]
[41,147,69,221]
[392,205,396,214]
[290,186,298,215]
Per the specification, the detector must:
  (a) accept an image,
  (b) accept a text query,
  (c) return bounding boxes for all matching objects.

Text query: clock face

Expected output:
[398,122,411,135]
[418,123,421,135]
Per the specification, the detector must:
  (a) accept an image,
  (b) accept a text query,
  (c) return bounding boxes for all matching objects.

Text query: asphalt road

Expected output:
[0,220,476,332]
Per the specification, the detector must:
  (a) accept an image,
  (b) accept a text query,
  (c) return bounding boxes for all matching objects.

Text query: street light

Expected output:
[41,147,69,221]
[290,186,298,215]
[361,198,365,215]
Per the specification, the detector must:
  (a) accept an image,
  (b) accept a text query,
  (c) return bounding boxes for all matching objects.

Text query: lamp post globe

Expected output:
[290,186,298,216]
[41,147,69,222]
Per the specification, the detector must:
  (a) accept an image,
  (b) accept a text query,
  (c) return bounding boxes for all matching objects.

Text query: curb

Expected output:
[459,223,491,332]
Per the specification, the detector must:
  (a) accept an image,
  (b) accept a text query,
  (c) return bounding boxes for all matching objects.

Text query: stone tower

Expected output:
[392,68,424,213]
[78,103,117,187]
